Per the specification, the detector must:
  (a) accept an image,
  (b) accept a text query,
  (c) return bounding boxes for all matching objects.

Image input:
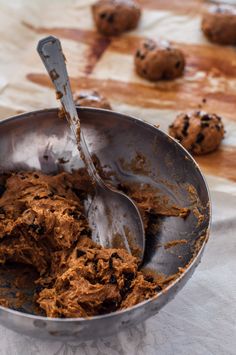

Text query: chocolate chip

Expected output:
[190,144,196,151]
[136,50,140,58]
[102,299,117,312]
[169,124,174,129]
[109,275,117,284]
[140,53,145,60]
[201,122,209,128]
[43,155,48,160]
[36,226,45,235]
[33,196,40,200]
[29,223,38,231]
[72,188,83,198]
[107,13,114,23]
[123,278,132,292]
[182,120,189,137]
[0,207,5,215]
[109,252,122,269]
[202,98,207,103]
[29,224,44,235]
[145,275,154,283]
[196,132,205,144]
[48,192,54,197]
[111,252,120,259]
[56,300,61,308]
[183,114,189,121]
[76,250,86,258]
[175,134,182,142]
[215,115,222,122]
[35,285,44,293]
[68,210,81,220]
[62,280,70,291]
[162,70,172,80]
[215,124,221,131]
[100,12,107,19]
[124,272,135,281]
[93,258,98,273]
[155,285,162,292]
[117,183,129,195]
[201,114,211,121]
[0,185,6,197]
[34,174,39,179]
[109,258,113,270]
[34,195,49,200]
[175,61,181,69]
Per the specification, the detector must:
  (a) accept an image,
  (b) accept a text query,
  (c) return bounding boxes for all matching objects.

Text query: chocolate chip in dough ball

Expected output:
[169,111,225,155]
[92,0,141,36]
[202,5,236,45]
[73,90,112,110]
[134,39,185,81]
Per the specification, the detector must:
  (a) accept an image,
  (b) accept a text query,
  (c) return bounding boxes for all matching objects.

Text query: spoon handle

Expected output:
[37,36,100,182]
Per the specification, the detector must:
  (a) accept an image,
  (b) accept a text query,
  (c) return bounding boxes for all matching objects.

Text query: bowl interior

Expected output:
[0,107,210,315]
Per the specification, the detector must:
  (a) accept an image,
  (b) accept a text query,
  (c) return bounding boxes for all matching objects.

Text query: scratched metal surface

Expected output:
[0,0,235,354]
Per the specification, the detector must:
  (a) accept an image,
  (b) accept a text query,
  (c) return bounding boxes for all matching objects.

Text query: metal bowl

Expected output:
[0,108,210,340]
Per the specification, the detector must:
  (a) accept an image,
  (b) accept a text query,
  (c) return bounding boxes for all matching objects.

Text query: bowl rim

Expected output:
[0,107,211,322]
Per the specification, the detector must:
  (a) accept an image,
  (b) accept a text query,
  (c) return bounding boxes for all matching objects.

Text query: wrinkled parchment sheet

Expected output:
[0,0,235,354]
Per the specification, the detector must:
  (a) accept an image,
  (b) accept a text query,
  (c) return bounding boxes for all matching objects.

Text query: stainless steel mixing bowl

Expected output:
[0,107,210,340]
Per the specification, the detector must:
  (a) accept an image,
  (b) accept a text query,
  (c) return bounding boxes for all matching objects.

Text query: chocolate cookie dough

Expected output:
[169,111,225,155]
[135,39,185,81]
[202,5,236,45]
[37,237,157,317]
[92,0,141,36]
[73,90,112,109]
[0,170,189,318]
[0,168,189,317]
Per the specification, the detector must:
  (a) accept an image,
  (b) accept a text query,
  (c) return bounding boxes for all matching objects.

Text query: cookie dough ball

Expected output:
[135,39,185,81]
[202,5,236,45]
[92,0,141,36]
[73,90,112,110]
[169,111,225,155]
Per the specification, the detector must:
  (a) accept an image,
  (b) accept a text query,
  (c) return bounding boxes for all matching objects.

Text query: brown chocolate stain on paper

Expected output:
[23,22,111,75]
[84,36,111,74]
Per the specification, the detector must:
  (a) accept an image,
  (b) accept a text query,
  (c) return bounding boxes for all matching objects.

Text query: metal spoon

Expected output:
[37,36,145,261]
